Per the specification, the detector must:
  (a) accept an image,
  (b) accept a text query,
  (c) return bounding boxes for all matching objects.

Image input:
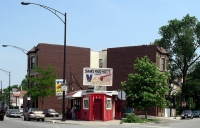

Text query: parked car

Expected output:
[6,109,21,118]
[180,110,193,119]
[44,109,59,117]
[24,108,45,121]
[19,108,23,116]
[192,110,200,118]
[123,107,134,118]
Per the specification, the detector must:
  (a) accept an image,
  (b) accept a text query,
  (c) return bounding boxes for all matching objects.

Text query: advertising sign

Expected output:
[83,68,113,86]
[13,92,20,97]
[55,79,67,96]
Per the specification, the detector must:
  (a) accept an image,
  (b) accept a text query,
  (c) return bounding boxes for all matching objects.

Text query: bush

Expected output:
[122,114,160,123]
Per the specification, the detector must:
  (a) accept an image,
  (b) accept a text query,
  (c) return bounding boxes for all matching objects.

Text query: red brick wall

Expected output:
[107,45,157,91]
[33,43,90,113]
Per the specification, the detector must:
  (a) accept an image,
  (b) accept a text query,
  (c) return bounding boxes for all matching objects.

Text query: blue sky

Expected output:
[0,0,200,89]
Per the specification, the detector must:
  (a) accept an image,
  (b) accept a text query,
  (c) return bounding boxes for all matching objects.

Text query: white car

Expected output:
[6,109,21,118]
[24,108,45,121]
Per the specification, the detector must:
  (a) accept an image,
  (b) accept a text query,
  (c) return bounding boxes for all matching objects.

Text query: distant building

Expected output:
[24,43,169,119]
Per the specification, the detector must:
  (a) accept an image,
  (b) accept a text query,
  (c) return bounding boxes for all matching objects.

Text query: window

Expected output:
[30,75,34,87]
[83,98,89,109]
[106,98,112,109]
[161,58,165,71]
[71,98,80,110]
[99,59,103,68]
[36,55,38,65]
[31,57,35,69]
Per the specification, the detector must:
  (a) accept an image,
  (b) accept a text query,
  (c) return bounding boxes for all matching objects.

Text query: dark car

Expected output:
[180,110,193,119]
[44,109,59,117]
[192,110,200,118]
[6,109,21,118]
[123,107,134,118]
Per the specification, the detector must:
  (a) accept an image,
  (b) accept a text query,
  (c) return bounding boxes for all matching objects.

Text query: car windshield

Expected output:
[183,110,191,114]
[10,109,20,112]
[48,109,56,112]
[31,108,42,111]
[192,111,199,113]
[124,107,134,113]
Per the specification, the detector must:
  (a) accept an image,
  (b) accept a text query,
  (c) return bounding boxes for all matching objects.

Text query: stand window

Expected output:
[106,98,112,109]
[83,98,89,109]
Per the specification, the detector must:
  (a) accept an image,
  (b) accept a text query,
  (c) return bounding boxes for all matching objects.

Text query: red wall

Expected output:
[79,93,114,121]
[80,95,90,121]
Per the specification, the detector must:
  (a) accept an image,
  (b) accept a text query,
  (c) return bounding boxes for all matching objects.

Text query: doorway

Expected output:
[93,99,102,120]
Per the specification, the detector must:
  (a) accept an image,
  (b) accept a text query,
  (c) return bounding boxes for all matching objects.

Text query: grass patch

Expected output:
[122,114,160,123]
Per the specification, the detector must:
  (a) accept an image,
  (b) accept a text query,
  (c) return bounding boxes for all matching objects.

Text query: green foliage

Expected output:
[186,62,200,109]
[122,114,160,123]
[28,65,57,109]
[153,14,200,101]
[174,90,182,114]
[20,76,28,91]
[187,97,195,109]
[121,56,170,118]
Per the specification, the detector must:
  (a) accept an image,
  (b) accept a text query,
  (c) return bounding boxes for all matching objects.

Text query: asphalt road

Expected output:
[1,116,199,128]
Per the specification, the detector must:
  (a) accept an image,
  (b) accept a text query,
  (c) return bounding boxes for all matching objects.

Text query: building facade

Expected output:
[24,43,169,119]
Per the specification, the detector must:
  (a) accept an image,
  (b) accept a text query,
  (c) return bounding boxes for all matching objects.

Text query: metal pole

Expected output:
[16,96,17,107]
[0,81,2,100]
[121,90,122,118]
[27,55,30,109]
[62,13,67,121]
[9,72,11,108]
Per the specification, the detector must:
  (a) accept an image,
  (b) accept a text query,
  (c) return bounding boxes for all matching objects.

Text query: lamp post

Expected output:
[0,69,11,108]
[21,2,67,121]
[0,81,2,100]
[2,45,30,109]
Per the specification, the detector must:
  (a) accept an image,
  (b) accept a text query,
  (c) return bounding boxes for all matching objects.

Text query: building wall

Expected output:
[107,45,158,91]
[90,50,107,91]
[90,51,99,68]
[99,50,107,68]
[26,43,169,117]
[28,43,90,113]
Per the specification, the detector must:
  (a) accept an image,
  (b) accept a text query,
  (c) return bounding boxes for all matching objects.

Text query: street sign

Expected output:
[182,102,186,107]
[118,90,126,100]
[61,85,67,91]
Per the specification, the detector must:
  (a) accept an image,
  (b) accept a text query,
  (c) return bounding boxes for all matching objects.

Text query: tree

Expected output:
[20,76,28,91]
[28,65,57,110]
[154,14,200,105]
[121,56,170,119]
[186,62,200,109]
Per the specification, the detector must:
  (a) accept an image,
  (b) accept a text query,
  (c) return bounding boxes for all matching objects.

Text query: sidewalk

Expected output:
[45,116,181,125]
[45,118,122,125]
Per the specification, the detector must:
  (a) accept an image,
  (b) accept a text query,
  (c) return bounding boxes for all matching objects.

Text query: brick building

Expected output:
[24,43,169,118]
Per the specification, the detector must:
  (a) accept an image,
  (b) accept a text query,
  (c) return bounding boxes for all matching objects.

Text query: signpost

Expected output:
[182,102,186,107]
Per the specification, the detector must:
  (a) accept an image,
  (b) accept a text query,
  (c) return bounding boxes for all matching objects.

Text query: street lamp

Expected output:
[21,2,67,121]
[0,81,2,100]
[0,69,11,108]
[2,45,30,109]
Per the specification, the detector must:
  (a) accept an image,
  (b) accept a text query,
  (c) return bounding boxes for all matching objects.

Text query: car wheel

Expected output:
[42,118,44,122]
[37,119,40,121]
[24,116,26,121]
[56,115,59,117]
[28,117,30,121]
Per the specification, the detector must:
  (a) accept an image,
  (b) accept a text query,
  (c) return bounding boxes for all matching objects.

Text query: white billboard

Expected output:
[83,68,113,86]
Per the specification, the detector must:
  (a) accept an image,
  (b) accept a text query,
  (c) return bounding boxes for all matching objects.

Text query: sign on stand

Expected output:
[182,102,186,107]
[83,68,113,86]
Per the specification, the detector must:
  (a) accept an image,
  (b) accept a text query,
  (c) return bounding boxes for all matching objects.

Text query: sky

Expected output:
[0,0,200,89]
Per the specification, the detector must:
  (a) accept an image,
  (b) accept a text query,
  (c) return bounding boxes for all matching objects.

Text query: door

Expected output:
[93,99,102,120]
